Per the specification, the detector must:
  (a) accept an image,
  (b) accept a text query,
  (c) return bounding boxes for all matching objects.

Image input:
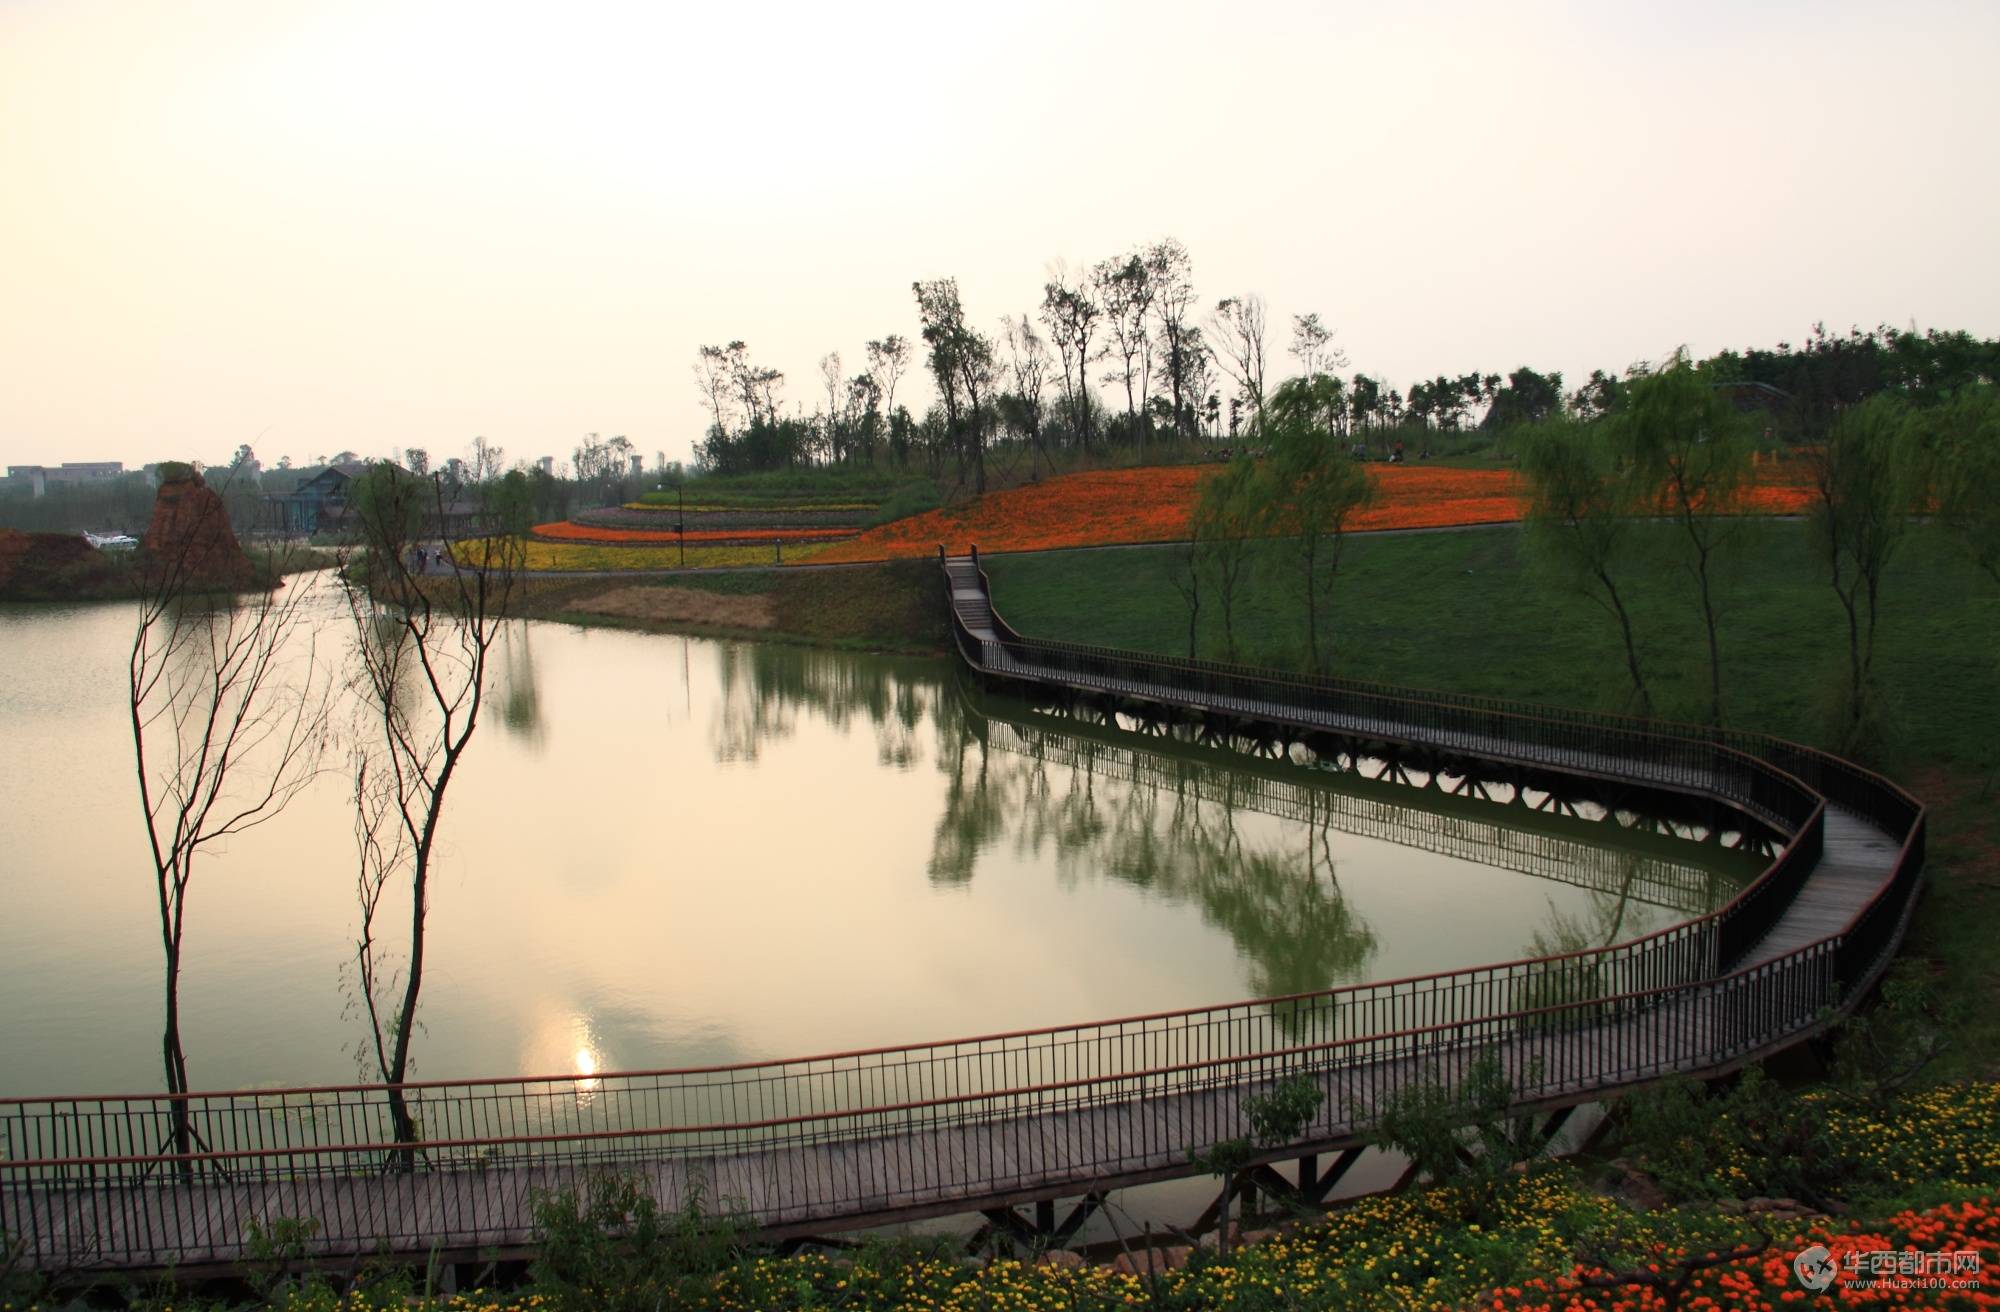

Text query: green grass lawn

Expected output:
[984,522,2000,1074]
[982,521,2000,772]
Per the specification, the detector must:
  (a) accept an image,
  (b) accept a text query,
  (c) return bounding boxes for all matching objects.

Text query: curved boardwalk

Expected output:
[0,554,1924,1273]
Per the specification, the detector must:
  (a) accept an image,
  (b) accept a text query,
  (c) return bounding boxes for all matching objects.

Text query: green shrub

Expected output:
[1366,1052,1546,1221]
[531,1168,750,1312]
[865,480,941,527]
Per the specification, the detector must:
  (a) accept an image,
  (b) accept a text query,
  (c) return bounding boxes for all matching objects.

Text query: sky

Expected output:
[2,0,1997,473]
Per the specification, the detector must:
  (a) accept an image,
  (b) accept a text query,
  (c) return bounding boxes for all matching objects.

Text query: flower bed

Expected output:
[531,522,857,546]
[452,539,836,572]
[626,498,879,513]
[576,506,873,531]
[806,460,1819,564]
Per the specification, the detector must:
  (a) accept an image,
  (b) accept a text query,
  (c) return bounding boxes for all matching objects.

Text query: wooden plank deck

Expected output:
[8,968,1807,1268]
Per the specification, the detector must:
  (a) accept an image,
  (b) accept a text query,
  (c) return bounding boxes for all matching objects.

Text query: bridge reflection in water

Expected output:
[0,555,1922,1273]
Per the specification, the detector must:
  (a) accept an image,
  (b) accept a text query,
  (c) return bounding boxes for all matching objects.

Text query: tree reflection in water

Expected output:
[703,643,1748,1027]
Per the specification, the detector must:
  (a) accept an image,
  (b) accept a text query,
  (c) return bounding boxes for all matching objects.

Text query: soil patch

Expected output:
[569,586,777,630]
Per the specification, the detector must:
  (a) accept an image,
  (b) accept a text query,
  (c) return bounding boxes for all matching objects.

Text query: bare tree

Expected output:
[818,351,844,463]
[693,344,739,436]
[1288,312,1347,379]
[129,485,329,1168]
[864,335,912,426]
[1000,313,1053,477]
[1209,295,1270,420]
[341,466,522,1157]
[470,436,504,485]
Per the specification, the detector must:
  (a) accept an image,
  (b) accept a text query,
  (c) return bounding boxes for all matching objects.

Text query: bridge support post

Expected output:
[974,1192,1106,1252]
[1295,1147,1364,1204]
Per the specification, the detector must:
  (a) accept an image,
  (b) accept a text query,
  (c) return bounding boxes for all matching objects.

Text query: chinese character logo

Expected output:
[1795,1244,1839,1292]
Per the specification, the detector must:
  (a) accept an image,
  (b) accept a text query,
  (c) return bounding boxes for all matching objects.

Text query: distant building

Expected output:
[263,460,377,535]
[4,461,124,498]
[538,456,556,476]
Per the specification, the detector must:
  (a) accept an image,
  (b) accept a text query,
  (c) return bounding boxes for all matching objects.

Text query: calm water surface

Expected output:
[0,581,1761,1099]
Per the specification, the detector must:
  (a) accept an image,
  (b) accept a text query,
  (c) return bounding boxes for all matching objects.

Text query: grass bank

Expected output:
[982,521,2000,1072]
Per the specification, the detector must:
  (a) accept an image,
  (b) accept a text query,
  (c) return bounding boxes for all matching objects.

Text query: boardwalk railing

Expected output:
[0,553,1924,1271]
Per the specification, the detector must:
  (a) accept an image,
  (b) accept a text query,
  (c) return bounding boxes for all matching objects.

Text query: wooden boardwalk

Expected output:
[0,555,1922,1272]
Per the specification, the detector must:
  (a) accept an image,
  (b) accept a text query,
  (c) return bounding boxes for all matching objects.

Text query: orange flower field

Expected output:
[805,459,1818,563]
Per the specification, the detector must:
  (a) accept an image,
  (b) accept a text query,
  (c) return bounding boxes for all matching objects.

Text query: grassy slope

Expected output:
[983,522,2000,766]
[984,522,2000,1072]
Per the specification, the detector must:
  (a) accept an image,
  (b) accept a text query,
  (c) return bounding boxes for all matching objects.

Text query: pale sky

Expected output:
[3,0,1997,472]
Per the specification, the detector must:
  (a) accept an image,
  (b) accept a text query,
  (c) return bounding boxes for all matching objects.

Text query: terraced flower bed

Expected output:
[807,460,1818,563]
[454,539,838,571]
[577,505,872,531]
[532,520,856,546]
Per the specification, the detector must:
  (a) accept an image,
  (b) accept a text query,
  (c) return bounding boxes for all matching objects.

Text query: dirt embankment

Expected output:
[0,529,115,599]
[523,559,948,653]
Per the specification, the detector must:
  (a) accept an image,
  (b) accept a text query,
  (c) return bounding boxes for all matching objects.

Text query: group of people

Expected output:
[1346,438,1429,463]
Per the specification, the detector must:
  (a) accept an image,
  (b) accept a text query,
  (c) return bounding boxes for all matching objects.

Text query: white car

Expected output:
[82,531,138,550]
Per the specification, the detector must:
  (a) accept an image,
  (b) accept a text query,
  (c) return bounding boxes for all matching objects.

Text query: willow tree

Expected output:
[1259,375,1375,673]
[341,464,522,1156]
[1927,385,2000,589]
[1520,418,1654,716]
[1613,352,1750,724]
[1806,395,1921,745]
[1193,457,1264,662]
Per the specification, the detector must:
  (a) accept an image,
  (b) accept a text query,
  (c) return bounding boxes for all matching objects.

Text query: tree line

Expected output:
[689,238,2000,486]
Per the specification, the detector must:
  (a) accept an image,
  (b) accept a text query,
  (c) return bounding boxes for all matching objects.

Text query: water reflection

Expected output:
[495,624,545,747]
[0,608,1764,1101]
[704,642,1752,1006]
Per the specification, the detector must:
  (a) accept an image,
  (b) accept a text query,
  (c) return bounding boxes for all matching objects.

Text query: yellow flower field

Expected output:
[451,538,836,572]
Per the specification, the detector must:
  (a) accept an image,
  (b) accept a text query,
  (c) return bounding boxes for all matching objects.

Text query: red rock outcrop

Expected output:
[140,467,257,587]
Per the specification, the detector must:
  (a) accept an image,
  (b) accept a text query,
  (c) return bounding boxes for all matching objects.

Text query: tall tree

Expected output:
[1567,369,1624,422]
[1209,294,1270,420]
[693,344,739,436]
[1094,252,1153,441]
[1259,377,1376,671]
[129,496,327,1167]
[1806,395,1919,745]
[864,336,912,436]
[1148,238,1200,438]
[1288,312,1346,380]
[1193,457,1262,661]
[1000,314,1052,478]
[914,278,996,494]
[342,466,522,1156]
[1926,385,2000,590]
[1481,367,1566,430]
[1039,262,1102,449]
[1614,352,1751,725]
[1519,418,1655,716]
[819,351,844,463]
